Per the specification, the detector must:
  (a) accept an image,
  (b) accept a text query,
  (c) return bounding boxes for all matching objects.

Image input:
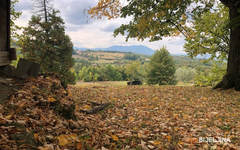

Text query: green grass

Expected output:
[76,81,196,87]
[72,54,88,60]
[90,59,115,64]
[76,81,128,86]
[176,82,194,86]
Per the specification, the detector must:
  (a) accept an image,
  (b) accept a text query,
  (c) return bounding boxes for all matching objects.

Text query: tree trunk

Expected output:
[44,0,48,23]
[213,1,240,90]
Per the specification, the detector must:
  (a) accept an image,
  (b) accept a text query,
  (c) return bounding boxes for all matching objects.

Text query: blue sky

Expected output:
[14,0,186,54]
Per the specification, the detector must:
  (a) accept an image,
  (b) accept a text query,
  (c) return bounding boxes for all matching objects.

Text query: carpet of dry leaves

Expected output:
[0,76,240,150]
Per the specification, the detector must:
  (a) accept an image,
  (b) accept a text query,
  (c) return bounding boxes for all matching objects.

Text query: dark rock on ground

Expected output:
[13,58,40,79]
[127,81,142,85]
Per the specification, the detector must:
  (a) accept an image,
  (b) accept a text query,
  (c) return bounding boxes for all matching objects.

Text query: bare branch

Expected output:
[168,20,191,38]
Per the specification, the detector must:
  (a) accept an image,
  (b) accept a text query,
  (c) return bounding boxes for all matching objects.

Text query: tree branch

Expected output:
[80,103,111,114]
[220,0,230,7]
[168,20,191,38]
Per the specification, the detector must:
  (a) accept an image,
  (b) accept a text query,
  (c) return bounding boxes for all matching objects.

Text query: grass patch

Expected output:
[76,81,128,86]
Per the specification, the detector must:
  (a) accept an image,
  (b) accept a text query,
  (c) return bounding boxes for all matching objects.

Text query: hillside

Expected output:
[74,45,156,55]
[73,50,213,70]
[73,50,128,64]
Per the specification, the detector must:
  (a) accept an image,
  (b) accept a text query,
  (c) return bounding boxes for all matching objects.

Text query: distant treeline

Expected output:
[173,55,213,70]
[75,49,128,53]
[72,51,226,85]
[123,53,141,60]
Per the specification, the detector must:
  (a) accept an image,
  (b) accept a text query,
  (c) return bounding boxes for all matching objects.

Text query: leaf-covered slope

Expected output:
[0,77,240,149]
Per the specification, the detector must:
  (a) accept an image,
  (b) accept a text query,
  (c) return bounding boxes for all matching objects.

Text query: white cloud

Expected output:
[100,23,121,32]
[14,0,31,11]
[14,0,186,54]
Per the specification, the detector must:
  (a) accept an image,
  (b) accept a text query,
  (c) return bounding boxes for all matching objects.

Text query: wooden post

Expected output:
[7,0,10,51]
[0,0,16,66]
[0,0,8,51]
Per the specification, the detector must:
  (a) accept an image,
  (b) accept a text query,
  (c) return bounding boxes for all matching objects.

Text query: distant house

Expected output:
[0,0,16,66]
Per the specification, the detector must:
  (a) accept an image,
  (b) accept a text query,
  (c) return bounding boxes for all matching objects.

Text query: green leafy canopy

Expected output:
[10,0,23,42]
[184,4,229,61]
[113,0,215,42]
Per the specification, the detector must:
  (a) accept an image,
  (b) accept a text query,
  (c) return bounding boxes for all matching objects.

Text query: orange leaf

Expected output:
[111,143,116,148]
[166,135,171,142]
[48,97,56,102]
[178,141,184,145]
[57,135,69,146]
[129,117,134,122]
[77,142,83,149]
[69,133,77,141]
[153,140,161,145]
[38,144,54,150]
[57,133,77,146]
[85,105,91,109]
[5,115,12,119]
[111,135,119,141]
[34,133,38,141]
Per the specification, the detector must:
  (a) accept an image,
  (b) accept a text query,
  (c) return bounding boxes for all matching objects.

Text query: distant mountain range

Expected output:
[73,45,211,59]
[73,45,157,55]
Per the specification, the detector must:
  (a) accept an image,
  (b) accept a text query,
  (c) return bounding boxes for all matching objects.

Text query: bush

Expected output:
[174,68,196,83]
[146,46,177,85]
[195,62,226,87]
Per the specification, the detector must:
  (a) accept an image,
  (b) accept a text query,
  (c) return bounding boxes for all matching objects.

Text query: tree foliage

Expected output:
[10,0,23,43]
[125,60,141,84]
[31,0,53,22]
[104,64,122,81]
[174,68,196,83]
[184,4,229,61]
[78,66,99,82]
[19,10,76,84]
[123,53,141,60]
[78,64,122,82]
[195,62,227,87]
[87,0,122,20]
[147,46,176,85]
[112,1,214,41]
[10,0,23,67]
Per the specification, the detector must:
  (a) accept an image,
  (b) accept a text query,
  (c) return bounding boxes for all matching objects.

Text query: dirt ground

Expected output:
[0,78,23,104]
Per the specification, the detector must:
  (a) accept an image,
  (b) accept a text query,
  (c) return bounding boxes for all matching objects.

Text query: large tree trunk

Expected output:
[214,0,240,90]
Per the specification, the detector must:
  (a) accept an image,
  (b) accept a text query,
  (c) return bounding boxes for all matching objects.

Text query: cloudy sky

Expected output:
[14,0,186,54]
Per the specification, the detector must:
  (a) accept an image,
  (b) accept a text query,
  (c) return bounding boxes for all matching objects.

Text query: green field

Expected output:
[76,80,129,86]
[73,51,127,64]
[72,54,88,60]
[76,80,193,87]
